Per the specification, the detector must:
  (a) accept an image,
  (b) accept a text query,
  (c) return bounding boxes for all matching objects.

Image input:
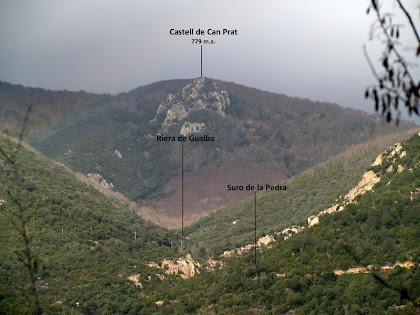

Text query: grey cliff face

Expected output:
[150,78,230,135]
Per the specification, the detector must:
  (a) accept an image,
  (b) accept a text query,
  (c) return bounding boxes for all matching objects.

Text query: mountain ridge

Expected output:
[1,78,416,228]
[184,128,420,255]
[0,130,184,313]
[1,85,420,312]
[141,131,420,313]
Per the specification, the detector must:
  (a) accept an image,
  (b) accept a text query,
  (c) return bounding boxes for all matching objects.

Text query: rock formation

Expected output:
[114,150,122,159]
[223,149,386,257]
[86,173,114,190]
[150,78,230,134]
[127,274,142,288]
[148,254,201,279]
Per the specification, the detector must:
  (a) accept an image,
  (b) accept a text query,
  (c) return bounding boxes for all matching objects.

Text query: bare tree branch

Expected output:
[365,0,419,123]
[0,104,42,314]
[396,0,420,47]
[364,45,408,103]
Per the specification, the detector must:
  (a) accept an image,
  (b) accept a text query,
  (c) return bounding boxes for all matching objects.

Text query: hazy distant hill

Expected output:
[0,78,415,228]
[0,81,111,141]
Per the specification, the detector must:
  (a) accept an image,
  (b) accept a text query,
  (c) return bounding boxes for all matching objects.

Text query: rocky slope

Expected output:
[138,131,420,314]
[221,149,385,257]
[134,158,389,282]
[133,132,420,291]
[184,129,419,255]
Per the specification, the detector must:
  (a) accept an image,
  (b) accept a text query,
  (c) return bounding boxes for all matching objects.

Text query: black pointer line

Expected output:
[181,142,184,237]
[255,192,257,266]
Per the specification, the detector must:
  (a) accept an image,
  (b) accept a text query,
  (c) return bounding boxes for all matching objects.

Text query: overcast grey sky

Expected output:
[0,0,419,122]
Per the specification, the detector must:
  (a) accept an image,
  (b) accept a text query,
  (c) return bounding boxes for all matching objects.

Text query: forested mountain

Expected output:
[1,98,419,313]
[184,129,419,257]
[136,132,420,313]
[0,131,182,313]
[0,78,415,228]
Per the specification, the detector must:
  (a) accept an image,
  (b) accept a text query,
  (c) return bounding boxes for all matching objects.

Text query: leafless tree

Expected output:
[364,0,420,124]
[0,104,42,314]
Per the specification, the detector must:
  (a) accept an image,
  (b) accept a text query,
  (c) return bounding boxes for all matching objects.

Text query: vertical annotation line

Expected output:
[254,192,257,266]
[200,45,203,77]
[181,142,184,236]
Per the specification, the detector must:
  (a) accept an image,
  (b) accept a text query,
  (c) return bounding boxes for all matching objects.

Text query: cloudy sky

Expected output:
[0,0,419,122]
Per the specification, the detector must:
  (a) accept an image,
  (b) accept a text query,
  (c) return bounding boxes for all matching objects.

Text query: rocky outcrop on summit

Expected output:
[180,121,206,136]
[150,78,230,134]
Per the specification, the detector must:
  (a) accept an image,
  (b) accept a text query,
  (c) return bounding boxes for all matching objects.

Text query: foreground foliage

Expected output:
[0,132,181,313]
[1,130,419,313]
